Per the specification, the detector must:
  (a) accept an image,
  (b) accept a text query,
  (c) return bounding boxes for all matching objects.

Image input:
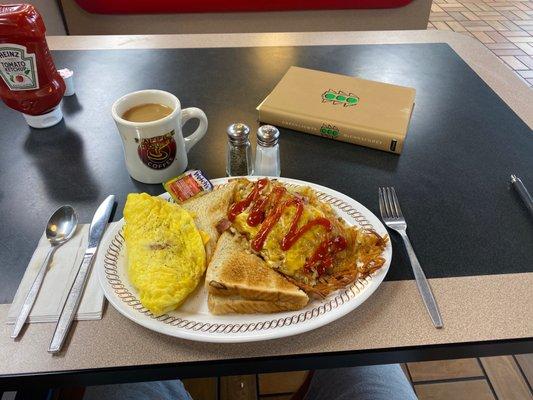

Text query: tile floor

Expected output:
[427,0,533,86]
[182,354,533,399]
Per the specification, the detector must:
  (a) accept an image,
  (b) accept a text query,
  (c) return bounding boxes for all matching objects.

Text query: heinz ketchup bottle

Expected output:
[0,4,65,128]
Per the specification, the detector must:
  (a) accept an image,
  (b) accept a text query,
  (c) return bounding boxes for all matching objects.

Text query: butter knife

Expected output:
[48,195,115,353]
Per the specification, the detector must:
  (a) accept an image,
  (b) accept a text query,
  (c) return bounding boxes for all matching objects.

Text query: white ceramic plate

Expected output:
[95,177,392,343]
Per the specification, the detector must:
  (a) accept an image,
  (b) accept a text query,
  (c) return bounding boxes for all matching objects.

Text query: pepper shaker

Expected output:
[254,125,280,177]
[226,122,253,176]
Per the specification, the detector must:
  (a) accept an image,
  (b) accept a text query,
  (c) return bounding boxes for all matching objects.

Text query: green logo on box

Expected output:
[320,124,340,138]
[322,89,359,107]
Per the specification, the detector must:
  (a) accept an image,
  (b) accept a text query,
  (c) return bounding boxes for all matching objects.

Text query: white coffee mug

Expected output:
[112,89,207,184]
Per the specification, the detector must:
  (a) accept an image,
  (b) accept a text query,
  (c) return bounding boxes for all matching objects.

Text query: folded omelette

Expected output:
[124,193,206,316]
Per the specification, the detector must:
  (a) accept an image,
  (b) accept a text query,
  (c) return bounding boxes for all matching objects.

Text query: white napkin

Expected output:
[6,223,112,324]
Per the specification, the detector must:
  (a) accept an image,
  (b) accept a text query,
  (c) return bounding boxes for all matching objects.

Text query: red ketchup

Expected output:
[0,4,65,128]
[230,179,347,277]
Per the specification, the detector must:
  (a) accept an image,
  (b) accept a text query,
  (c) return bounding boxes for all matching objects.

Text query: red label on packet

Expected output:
[163,170,213,203]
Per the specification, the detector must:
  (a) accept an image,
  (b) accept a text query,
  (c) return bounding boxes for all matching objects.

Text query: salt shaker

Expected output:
[226,122,253,176]
[254,125,280,177]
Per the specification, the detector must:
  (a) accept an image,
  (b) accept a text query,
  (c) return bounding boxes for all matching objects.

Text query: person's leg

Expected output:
[83,379,193,400]
[303,364,417,400]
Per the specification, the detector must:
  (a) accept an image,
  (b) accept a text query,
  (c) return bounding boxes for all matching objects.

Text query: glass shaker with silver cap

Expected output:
[254,125,280,177]
[226,122,253,176]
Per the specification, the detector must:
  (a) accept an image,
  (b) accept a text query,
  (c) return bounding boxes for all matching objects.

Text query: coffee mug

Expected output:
[112,89,207,184]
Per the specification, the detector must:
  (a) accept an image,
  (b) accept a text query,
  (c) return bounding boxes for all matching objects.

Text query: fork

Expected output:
[378,187,443,329]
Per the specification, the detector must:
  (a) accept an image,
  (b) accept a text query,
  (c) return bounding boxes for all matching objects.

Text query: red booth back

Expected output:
[74,0,414,14]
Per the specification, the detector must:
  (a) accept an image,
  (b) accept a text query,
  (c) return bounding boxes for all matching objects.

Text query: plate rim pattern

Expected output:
[102,183,380,334]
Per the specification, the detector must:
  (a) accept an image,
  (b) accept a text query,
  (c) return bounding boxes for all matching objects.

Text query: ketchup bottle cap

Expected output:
[22,105,63,128]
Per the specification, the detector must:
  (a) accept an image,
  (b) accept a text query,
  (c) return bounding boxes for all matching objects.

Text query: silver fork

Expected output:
[378,187,443,328]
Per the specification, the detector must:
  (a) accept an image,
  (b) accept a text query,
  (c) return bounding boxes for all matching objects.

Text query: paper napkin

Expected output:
[6,222,115,324]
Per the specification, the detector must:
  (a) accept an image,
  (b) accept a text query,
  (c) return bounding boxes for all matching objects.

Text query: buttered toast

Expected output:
[208,293,307,314]
[181,181,239,262]
[206,231,309,314]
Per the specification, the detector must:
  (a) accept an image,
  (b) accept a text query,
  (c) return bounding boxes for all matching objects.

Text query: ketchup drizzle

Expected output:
[250,186,287,251]
[280,197,332,251]
[304,236,347,276]
[228,179,347,276]
[246,186,276,227]
[228,178,268,222]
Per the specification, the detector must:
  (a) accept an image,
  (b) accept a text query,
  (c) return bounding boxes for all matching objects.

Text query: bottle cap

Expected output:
[227,123,250,144]
[257,125,280,147]
[22,105,63,129]
[58,68,75,96]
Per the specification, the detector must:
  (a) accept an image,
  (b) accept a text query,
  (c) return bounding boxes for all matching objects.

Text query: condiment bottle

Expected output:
[0,4,66,128]
[226,122,253,176]
[254,125,280,177]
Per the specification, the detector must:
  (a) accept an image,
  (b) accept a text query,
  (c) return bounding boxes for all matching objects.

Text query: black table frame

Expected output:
[1,337,532,391]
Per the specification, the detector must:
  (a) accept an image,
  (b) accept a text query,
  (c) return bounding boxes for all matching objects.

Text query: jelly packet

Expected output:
[163,170,213,203]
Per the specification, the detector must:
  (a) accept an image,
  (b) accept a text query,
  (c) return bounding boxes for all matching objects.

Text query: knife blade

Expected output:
[48,195,115,353]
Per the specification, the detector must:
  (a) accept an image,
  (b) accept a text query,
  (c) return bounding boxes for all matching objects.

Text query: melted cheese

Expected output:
[233,200,329,277]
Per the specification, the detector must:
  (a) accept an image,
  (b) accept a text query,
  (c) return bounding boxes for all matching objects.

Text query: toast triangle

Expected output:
[181,180,239,262]
[208,293,307,315]
[206,231,309,310]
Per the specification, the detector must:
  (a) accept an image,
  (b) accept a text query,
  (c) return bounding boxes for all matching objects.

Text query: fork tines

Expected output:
[378,187,403,220]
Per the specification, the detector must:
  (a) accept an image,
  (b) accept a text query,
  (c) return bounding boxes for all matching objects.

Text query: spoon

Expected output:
[11,206,78,339]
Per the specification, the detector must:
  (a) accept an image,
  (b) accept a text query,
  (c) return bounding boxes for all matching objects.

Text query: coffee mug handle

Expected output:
[181,107,208,153]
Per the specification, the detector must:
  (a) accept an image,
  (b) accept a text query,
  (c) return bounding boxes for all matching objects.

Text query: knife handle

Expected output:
[48,251,94,353]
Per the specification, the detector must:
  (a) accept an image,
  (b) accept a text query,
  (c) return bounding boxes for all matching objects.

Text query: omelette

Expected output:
[230,180,357,284]
[123,193,206,316]
[227,178,387,297]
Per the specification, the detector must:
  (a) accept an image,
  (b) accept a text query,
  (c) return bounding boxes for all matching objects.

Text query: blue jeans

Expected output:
[304,365,417,400]
[84,364,417,400]
[84,380,193,400]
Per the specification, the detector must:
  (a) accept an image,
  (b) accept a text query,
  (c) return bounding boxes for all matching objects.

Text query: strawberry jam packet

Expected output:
[163,170,213,203]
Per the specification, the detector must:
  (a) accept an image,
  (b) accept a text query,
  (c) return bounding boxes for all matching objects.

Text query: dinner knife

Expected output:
[48,195,115,353]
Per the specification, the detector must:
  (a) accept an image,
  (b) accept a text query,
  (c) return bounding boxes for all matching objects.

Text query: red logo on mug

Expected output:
[137,131,177,170]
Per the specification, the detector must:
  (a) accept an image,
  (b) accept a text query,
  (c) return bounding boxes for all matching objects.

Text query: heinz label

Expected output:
[0,44,39,91]
[137,131,177,170]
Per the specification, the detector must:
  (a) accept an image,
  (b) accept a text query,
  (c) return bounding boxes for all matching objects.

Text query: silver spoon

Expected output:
[11,206,78,339]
